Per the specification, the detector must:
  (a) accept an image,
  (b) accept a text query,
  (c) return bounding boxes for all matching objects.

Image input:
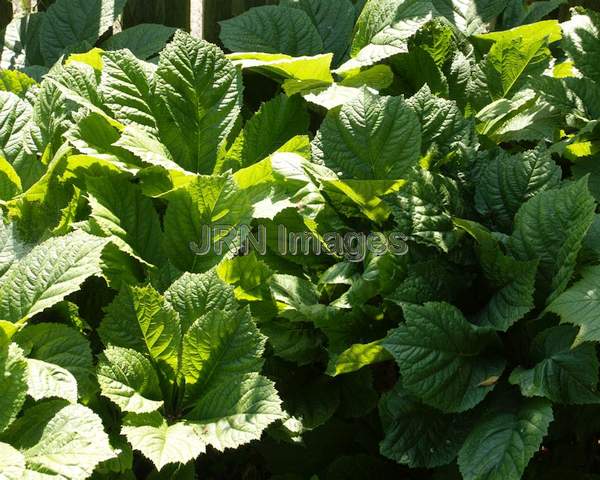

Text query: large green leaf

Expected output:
[163,174,252,273]
[382,302,505,413]
[40,0,128,66]
[561,8,600,84]
[455,219,537,332]
[220,5,323,57]
[311,87,421,179]
[0,155,22,201]
[1,400,114,479]
[474,146,562,232]
[181,307,266,400]
[85,172,163,266]
[0,219,29,276]
[98,284,181,373]
[547,265,600,345]
[458,397,553,480]
[0,343,27,433]
[387,169,464,252]
[14,323,95,400]
[101,24,176,60]
[186,372,284,451]
[406,84,474,159]
[0,442,25,479]
[0,231,107,323]
[379,382,471,468]
[0,91,32,164]
[99,49,157,132]
[152,31,243,174]
[509,325,600,404]
[234,94,309,168]
[508,178,596,304]
[432,0,507,35]
[121,412,204,471]
[281,0,355,64]
[25,358,78,403]
[97,346,164,414]
[350,0,438,66]
[164,270,238,333]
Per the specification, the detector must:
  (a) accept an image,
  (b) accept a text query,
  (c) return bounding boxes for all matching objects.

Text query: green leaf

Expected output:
[458,397,553,480]
[220,6,323,56]
[186,372,284,451]
[121,412,204,471]
[406,84,473,159]
[85,172,163,266]
[0,343,27,433]
[281,0,355,64]
[2,401,115,479]
[101,24,176,60]
[474,146,562,232]
[561,8,600,84]
[14,323,95,401]
[163,174,252,273]
[236,94,309,168]
[510,325,600,404]
[327,341,392,376]
[164,270,238,333]
[40,0,128,66]
[97,346,164,414]
[25,359,78,403]
[0,231,107,323]
[547,265,600,345]
[0,155,22,201]
[382,302,505,413]
[0,442,25,479]
[379,382,471,468]
[0,91,32,164]
[312,87,421,179]
[508,178,596,304]
[350,0,438,66]
[0,220,29,276]
[227,52,334,95]
[485,35,552,99]
[0,70,37,98]
[99,49,157,132]
[181,307,266,399]
[454,219,538,332]
[387,169,464,252]
[153,31,243,174]
[475,19,562,46]
[98,284,181,373]
[432,0,508,35]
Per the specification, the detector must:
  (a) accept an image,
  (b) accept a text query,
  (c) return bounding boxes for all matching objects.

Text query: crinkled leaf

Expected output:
[186,372,284,451]
[509,325,600,404]
[508,178,596,304]
[0,231,107,323]
[382,302,505,413]
[97,346,164,413]
[220,6,323,56]
[312,87,421,179]
[101,24,176,60]
[153,31,242,174]
[122,412,204,471]
[0,343,27,433]
[98,284,181,373]
[458,397,553,480]
[2,401,115,480]
[379,382,471,468]
[25,358,78,403]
